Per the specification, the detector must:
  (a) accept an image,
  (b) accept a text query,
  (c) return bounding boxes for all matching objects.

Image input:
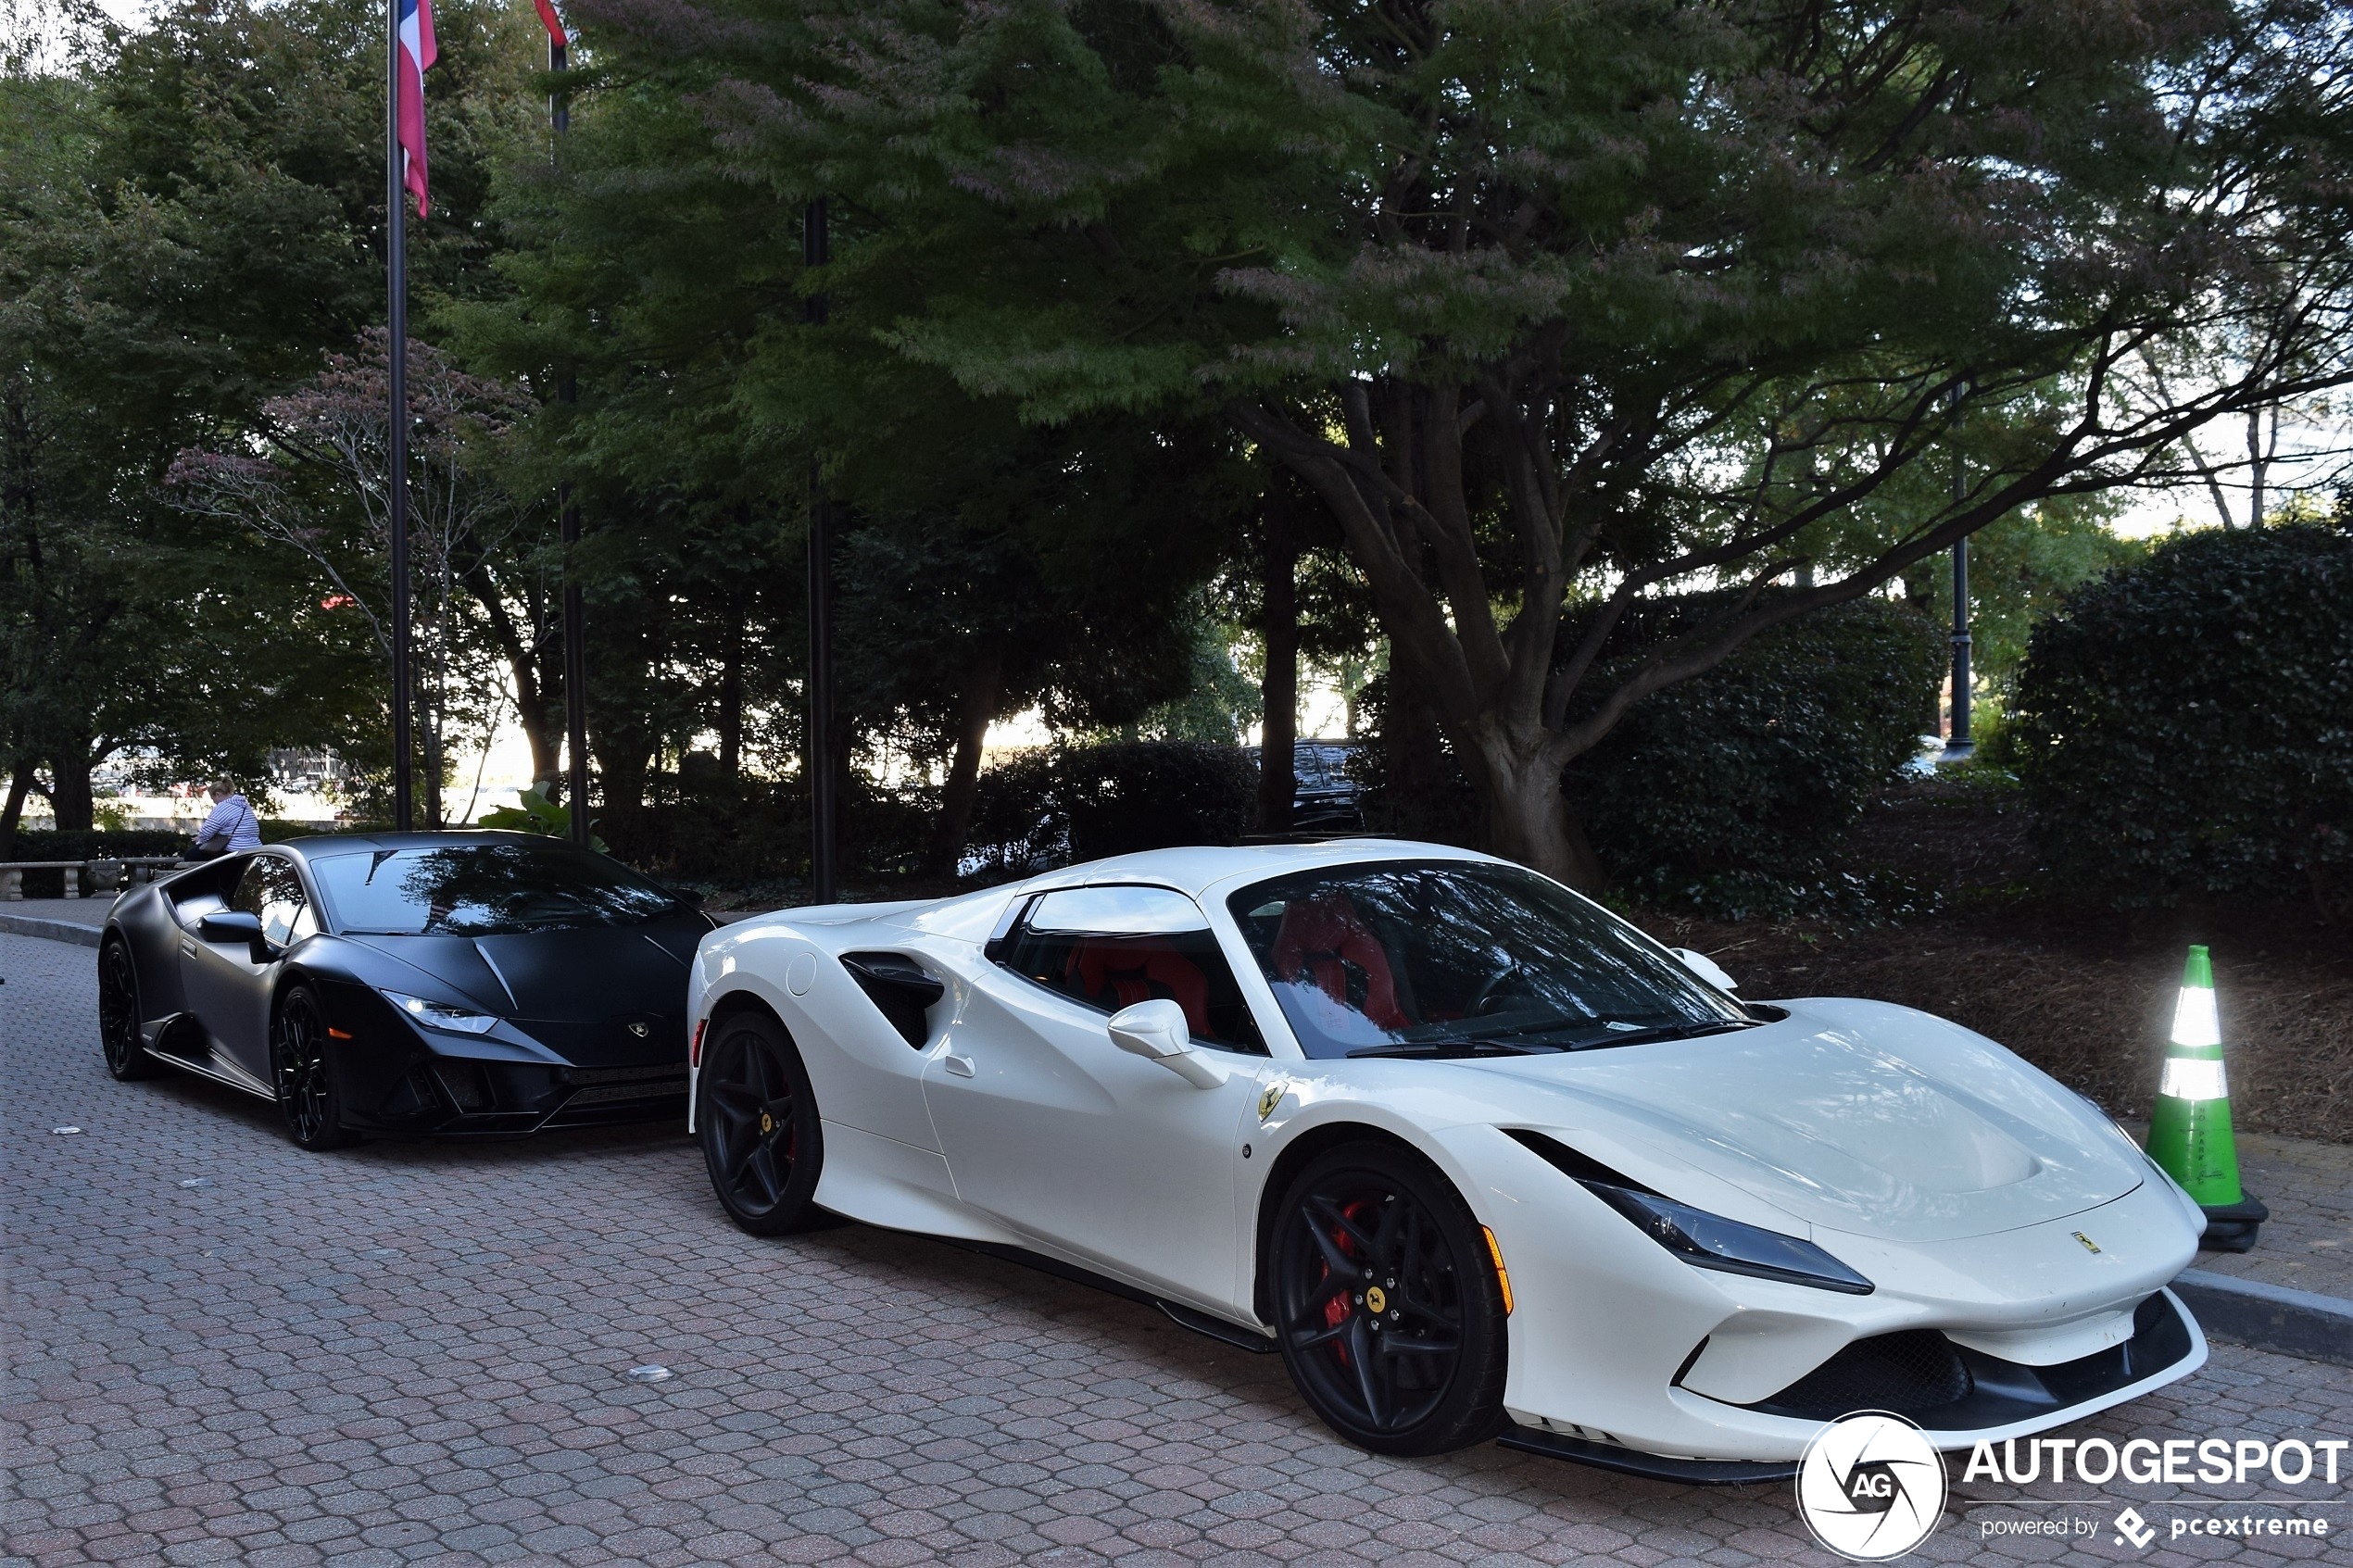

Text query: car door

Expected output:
[180,854,316,1082]
[921,884,1275,1313]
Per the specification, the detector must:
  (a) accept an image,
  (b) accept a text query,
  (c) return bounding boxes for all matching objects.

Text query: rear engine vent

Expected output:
[1751,1330,1971,1421]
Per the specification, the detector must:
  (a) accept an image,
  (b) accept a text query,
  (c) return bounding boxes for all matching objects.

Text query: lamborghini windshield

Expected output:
[311,840,686,935]
[1227,860,1752,1060]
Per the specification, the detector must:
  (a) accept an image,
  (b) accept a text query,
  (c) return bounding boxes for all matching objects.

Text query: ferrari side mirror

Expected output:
[1107,999,1226,1089]
[1671,947,1739,992]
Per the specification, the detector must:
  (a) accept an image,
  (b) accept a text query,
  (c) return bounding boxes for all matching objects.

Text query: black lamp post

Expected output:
[1942,393,1974,763]
[804,198,838,902]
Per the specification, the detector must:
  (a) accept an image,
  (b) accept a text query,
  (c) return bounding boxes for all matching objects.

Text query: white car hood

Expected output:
[1455,997,2148,1244]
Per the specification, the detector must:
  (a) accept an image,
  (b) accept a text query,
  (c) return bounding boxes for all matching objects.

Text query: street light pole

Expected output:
[552,34,589,844]
[804,197,837,903]
[1943,392,1974,763]
[386,0,413,832]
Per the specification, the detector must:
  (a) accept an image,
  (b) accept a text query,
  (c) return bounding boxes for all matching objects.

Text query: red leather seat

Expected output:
[1068,938,1211,1036]
[1270,895,1409,1031]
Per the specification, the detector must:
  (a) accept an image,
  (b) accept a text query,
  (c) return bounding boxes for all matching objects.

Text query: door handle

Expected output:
[942,1053,976,1078]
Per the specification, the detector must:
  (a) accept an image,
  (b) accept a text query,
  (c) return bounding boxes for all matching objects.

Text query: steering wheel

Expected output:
[1469,961,1529,1016]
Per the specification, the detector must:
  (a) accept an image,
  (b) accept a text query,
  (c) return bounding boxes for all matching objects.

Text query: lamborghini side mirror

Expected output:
[198,909,273,962]
[1107,999,1226,1089]
[1671,947,1739,992]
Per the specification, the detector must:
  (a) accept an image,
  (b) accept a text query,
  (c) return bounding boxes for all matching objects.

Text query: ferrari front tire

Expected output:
[98,939,161,1081]
[1268,1142,1508,1456]
[698,1011,826,1236]
[271,985,358,1151]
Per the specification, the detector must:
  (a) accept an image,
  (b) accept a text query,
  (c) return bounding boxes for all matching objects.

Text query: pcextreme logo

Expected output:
[1795,1412,1948,1562]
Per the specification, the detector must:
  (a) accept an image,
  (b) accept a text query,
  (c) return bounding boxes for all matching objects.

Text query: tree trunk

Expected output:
[1460,725,1607,890]
[716,600,746,779]
[1256,498,1299,834]
[47,746,94,832]
[925,642,1004,878]
[465,567,560,787]
[1,758,33,847]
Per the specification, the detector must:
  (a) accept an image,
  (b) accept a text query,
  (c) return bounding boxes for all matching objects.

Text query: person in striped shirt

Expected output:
[192,780,262,858]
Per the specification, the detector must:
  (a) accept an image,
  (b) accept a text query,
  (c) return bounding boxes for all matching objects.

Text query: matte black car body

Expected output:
[99,831,714,1138]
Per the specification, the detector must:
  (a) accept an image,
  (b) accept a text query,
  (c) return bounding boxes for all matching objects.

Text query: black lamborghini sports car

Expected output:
[96,832,715,1148]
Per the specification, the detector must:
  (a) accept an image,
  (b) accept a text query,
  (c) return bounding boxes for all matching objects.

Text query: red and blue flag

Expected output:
[396,0,437,215]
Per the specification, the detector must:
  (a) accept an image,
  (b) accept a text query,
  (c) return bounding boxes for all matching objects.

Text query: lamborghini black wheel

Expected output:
[1269,1142,1508,1456]
[98,939,160,1081]
[271,985,358,1150]
[698,1011,825,1236]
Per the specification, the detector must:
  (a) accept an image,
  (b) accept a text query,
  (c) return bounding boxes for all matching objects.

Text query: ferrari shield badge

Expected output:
[1256,1082,1286,1123]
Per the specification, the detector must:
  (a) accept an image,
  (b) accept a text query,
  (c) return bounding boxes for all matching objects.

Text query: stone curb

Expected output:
[0,913,102,948]
[2174,1268,2353,1368]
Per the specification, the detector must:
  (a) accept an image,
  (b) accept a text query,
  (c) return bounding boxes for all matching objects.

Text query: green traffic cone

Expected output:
[2145,945,2266,1252]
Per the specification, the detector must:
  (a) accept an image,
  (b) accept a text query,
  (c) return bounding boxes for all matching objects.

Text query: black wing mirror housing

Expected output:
[197,909,273,960]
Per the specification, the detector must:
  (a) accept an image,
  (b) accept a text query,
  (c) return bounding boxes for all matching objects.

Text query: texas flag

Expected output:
[396,0,437,215]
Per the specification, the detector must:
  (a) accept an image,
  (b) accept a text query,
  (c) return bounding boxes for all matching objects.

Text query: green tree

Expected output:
[599,0,2353,887]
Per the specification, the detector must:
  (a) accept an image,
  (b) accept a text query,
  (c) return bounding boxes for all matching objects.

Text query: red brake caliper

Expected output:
[1321,1199,1377,1366]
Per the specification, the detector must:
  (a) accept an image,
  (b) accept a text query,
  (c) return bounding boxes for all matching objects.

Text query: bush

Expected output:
[966,741,1257,872]
[1351,593,1943,918]
[596,777,936,884]
[2010,522,2353,909]
[1563,594,1944,917]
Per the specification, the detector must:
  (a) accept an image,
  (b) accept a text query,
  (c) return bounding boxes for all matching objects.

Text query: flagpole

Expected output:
[552,31,588,845]
[386,0,414,833]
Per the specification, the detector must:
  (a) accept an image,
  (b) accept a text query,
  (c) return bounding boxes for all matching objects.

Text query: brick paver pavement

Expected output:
[6,932,2350,1567]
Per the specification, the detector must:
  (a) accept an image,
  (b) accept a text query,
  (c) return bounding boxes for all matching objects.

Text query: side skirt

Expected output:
[142,1015,275,1102]
[942,1239,1277,1355]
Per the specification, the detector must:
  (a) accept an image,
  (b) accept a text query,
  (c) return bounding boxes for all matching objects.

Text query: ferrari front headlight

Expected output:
[1581,1180,1875,1295]
[378,988,500,1035]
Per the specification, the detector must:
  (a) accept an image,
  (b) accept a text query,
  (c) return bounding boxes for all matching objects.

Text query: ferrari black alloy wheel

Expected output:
[1270,1143,1508,1456]
[98,940,159,1081]
[699,1011,825,1236]
[271,985,357,1151]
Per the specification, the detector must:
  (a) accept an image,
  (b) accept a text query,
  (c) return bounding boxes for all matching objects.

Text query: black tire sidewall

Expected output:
[1269,1142,1509,1457]
[273,985,355,1150]
[99,940,157,1081]
[698,1013,825,1236]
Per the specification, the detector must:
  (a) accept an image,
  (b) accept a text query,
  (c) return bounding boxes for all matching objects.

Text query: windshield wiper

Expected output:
[1567,1019,1759,1047]
[1346,1039,1568,1060]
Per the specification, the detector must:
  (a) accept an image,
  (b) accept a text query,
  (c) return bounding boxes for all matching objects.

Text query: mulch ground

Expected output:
[1636,778,2353,1145]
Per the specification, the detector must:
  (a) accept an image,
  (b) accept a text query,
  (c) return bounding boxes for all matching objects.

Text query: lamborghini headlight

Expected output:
[378,988,500,1035]
[1581,1180,1875,1296]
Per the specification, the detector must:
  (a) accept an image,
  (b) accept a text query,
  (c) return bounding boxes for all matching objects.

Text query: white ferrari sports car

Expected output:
[685,843,2206,1480]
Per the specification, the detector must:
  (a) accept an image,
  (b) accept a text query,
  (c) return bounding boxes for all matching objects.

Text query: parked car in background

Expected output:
[97,832,714,1148]
[1252,738,1364,831]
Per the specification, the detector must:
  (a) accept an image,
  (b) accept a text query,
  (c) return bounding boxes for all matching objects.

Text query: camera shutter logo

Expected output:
[1795,1411,1948,1561]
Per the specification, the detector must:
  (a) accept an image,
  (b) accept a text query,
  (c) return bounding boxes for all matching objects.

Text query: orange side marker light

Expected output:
[1481,1225,1514,1315]
[327,1027,353,1039]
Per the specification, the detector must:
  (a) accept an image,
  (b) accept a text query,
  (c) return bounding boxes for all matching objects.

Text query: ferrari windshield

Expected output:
[310,840,685,935]
[1227,860,1751,1060]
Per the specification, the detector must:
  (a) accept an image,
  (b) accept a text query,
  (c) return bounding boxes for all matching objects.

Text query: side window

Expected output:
[997,885,1267,1055]
[235,858,316,948]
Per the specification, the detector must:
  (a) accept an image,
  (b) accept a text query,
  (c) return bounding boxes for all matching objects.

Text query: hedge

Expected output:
[2009,521,2353,909]
[966,741,1257,873]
